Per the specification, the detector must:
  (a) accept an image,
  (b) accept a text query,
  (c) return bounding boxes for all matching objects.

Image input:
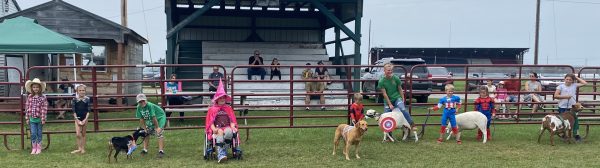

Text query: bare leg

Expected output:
[80,124,87,153]
[143,135,149,151]
[72,121,81,153]
[305,91,312,110]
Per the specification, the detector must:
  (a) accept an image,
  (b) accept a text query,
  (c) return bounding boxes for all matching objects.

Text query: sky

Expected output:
[16,0,600,66]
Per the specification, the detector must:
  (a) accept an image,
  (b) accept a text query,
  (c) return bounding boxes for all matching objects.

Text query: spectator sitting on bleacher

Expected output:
[208,66,224,98]
[165,74,185,122]
[484,79,496,99]
[270,58,281,80]
[316,61,331,85]
[248,50,266,80]
[56,77,73,119]
[503,73,521,116]
[523,72,543,114]
[495,81,509,119]
[302,63,324,110]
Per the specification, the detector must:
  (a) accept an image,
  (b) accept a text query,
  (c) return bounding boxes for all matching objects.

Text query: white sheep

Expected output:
[365,109,418,142]
[445,111,489,143]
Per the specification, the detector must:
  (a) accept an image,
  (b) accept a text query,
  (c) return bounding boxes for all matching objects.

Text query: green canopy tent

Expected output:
[0,16,92,53]
[0,16,92,82]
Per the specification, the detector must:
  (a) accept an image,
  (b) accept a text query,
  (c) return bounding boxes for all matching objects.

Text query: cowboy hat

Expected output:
[25,78,46,94]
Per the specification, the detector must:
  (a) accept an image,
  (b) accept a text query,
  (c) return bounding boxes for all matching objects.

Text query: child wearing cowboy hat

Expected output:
[205,78,238,163]
[24,78,48,155]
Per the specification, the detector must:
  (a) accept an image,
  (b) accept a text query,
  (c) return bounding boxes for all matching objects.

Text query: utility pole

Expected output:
[368,20,371,65]
[116,0,127,106]
[121,0,127,27]
[534,0,541,65]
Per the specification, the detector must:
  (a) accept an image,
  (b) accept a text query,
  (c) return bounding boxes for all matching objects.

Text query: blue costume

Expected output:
[437,95,461,127]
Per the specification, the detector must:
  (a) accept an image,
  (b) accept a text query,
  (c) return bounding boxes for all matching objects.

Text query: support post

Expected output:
[534,0,540,65]
[352,0,363,92]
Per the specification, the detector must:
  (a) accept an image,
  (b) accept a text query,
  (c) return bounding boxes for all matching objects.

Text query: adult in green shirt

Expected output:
[377,63,415,128]
[135,94,166,158]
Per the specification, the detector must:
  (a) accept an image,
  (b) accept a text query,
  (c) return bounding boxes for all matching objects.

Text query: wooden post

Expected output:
[534,0,540,65]
[121,0,127,27]
[117,0,127,106]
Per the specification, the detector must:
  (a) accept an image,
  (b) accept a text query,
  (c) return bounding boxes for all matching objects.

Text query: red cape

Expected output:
[205,104,238,140]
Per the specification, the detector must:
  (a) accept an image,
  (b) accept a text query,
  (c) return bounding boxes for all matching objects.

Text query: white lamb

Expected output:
[445,111,489,143]
[365,109,418,142]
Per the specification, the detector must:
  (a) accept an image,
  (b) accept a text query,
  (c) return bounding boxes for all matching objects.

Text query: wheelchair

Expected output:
[203,130,243,160]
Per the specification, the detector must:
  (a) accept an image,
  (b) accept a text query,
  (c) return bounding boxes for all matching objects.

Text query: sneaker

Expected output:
[457,140,462,145]
[321,106,326,111]
[141,149,148,155]
[575,135,582,142]
[158,151,165,158]
[437,138,443,144]
[218,155,228,163]
[305,107,310,110]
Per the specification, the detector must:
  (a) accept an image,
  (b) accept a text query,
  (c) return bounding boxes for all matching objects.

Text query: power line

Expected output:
[106,5,163,19]
[141,0,153,64]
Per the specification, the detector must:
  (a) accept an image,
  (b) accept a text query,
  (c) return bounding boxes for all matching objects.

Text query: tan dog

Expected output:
[332,120,368,160]
[538,103,582,146]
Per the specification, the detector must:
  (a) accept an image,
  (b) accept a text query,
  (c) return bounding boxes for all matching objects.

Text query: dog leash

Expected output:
[136,136,147,146]
[417,108,432,138]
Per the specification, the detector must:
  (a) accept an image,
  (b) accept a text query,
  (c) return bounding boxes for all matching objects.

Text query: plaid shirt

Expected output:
[25,94,48,120]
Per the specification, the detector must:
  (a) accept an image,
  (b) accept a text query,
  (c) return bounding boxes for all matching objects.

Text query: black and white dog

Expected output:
[107,128,149,163]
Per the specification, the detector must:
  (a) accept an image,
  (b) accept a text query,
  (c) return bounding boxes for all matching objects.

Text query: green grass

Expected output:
[2,103,600,167]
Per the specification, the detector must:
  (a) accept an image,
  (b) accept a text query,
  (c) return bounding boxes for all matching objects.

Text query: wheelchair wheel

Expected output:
[233,148,243,160]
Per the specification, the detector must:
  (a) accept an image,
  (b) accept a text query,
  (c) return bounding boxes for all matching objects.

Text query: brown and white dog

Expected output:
[537,103,582,146]
[332,120,368,160]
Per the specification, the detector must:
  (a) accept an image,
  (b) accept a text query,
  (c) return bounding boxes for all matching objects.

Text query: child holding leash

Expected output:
[25,78,48,155]
[349,93,365,126]
[433,84,461,144]
[473,86,495,141]
[71,84,91,154]
[554,73,587,142]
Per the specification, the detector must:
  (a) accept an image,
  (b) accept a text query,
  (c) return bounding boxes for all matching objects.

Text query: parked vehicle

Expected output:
[539,73,565,91]
[427,67,453,91]
[361,57,432,103]
[143,67,161,87]
[467,73,508,91]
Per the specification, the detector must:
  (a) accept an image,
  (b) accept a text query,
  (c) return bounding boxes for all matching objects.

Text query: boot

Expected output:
[30,143,36,155]
[217,146,227,163]
[476,130,483,141]
[35,143,41,154]
[486,129,492,141]
[451,127,459,135]
[437,126,446,144]
[439,126,447,134]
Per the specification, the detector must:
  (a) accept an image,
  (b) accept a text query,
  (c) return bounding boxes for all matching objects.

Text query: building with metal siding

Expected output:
[0,0,20,17]
[166,0,363,91]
